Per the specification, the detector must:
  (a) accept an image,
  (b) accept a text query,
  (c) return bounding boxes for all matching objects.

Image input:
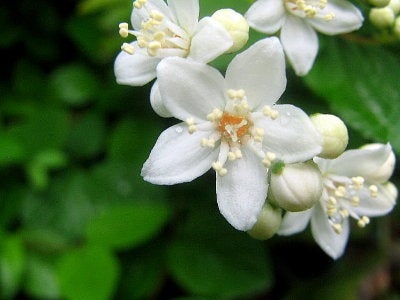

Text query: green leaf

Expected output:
[24,255,60,299]
[0,133,26,166]
[86,203,171,250]
[200,0,252,15]
[57,246,119,300]
[0,235,26,299]
[49,64,99,106]
[304,37,400,153]
[167,199,273,298]
[67,113,106,159]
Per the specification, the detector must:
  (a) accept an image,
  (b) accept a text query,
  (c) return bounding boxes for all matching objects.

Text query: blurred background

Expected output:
[0,0,399,299]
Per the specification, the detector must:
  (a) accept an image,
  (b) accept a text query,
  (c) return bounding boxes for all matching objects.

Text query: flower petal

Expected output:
[131,0,176,30]
[308,0,363,35]
[315,144,393,182]
[141,123,219,184]
[311,201,349,259]
[281,16,318,76]
[352,182,397,217]
[167,0,199,33]
[188,17,233,63]
[254,104,322,163]
[216,146,268,231]
[278,209,313,236]
[157,57,226,122]
[245,0,286,34]
[114,42,161,86]
[225,37,286,110]
[150,80,173,117]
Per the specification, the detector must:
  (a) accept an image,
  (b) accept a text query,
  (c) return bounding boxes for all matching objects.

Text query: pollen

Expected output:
[217,113,250,143]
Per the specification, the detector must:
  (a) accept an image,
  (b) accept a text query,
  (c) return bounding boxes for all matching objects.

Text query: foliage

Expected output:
[0,0,399,299]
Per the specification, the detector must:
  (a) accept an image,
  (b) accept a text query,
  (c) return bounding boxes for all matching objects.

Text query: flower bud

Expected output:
[369,7,395,28]
[368,0,391,7]
[311,113,348,159]
[269,161,323,212]
[247,203,282,240]
[361,143,396,183]
[211,9,249,53]
[389,0,400,14]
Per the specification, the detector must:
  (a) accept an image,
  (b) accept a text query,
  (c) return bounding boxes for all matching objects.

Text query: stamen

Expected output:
[119,22,129,38]
[369,185,378,197]
[350,196,360,206]
[357,216,370,228]
[332,223,343,234]
[253,127,265,142]
[263,105,279,119]
[186,118,197,134]
[121,43,135,54]
[262,152,276,167]
[201,138,215,148]
[207,108,223,121]
[334,185,346,197]
[212,161,228,176]
[351,176,364,190]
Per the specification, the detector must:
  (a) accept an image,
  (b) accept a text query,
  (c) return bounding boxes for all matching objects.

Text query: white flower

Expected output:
[279,143,397,259]
[141,38,322,231]
[245,0,364,75]
[114,0,233,116]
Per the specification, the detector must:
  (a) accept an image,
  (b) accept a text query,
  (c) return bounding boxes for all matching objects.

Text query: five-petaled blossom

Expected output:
[114,0,233,116]
[279,143,397,259]
[141,38,322,231]
[245,0,364,75]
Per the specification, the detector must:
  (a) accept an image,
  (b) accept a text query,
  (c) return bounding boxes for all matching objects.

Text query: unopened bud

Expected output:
[212,9,249,53]
[311,114,348,159]
[368,0,391,7]
[369,7,395,28]
[269,161,323,212]
[247,203,282,240]
[361,143,396,183]
[389,0,400,14]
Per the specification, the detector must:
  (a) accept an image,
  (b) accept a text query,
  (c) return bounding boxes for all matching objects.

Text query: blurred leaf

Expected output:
[167,197,272,298]
[78,0,127,14]
[24,255,60,299]
[200,0,252,15]
[117,242,165,299]
[49,64,99,106]
[57,246,119,300]
[86,203,171,250]
[0,235,26,299]
[67,113,106,159]
[20,229,69,255]
[304,37,400,153]
[0,133,27,166]
[26,149,68,190]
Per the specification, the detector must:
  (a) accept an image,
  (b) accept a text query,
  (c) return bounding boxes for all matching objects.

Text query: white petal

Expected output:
[254,104,322,163]
[308,0,363,35]
[131,0,176,30]
[225,37,286,110]
[311,201,349,259]
[114,43,161,86]
[150,80,173,117]
[281,16,319,76]
[157,57,226,122]
[315,144,393,182]
[352,182,397,217]
[141,123,219,184]
[278,209,313,236]
[188,17,233,63]
[167,0,199,33]
[245,0,286,34]
[216,146,268,231]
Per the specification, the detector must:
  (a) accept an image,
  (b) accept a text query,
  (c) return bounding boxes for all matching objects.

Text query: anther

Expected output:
[263,105,279,119]
[150,10,164,22]
[351,196,360,206]
[207,108,223,121]
[339,209,349,218]
[186,118,197,134]
[332,223,343,234]
[351,176,364,189]
[212,161,228,176]
[357,216,370,228]
[262,152,276,167]
[119,22,129,38]
[253,127,265,142]
[369,185,378,197]
[201,138,215,148]
[121,43,135,54]
[334,185,346,197]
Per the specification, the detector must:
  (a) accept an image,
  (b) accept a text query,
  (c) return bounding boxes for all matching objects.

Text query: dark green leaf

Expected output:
[57,246,119,300]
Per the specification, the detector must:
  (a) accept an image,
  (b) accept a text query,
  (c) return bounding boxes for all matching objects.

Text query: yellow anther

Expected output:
[137,37,148,48]
[339,209,349,218]
[227,89,236,99]
[212,161,228,176]
[324,13,335,21]
[118,22,129,38]
[326,207,337,217]
[153,31,166,41]
[369,185,378,197]
[357,216,370,228]
[121,43,135,54]
[351,196,360,206]
[332,223,343,234]
[262,152,276,167]
[351,176,364,189]
[263,105,279,119]
[150,10,164,22]
[335,185,346,197]
[207,108,223,121]
[254,127,265,142]
[327,196,337,206]
[201,138,215,148]
[234,149,242,159]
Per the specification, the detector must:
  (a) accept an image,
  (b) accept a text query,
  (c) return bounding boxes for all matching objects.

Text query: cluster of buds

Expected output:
[369,0,400,37]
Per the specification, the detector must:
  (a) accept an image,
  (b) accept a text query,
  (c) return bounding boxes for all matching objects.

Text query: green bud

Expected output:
[269,161,323,212]
[389,0,400,14]
[311,113,348,159]
[212,9,249,53]
[247,203,282,240]
[369,7,395,28]
[368,0,391,7]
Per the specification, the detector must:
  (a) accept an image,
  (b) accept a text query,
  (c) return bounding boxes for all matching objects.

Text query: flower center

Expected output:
[119,0,190,57]
[217,113,250,143]
[323,176,378,234]
[284,0,335,20]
